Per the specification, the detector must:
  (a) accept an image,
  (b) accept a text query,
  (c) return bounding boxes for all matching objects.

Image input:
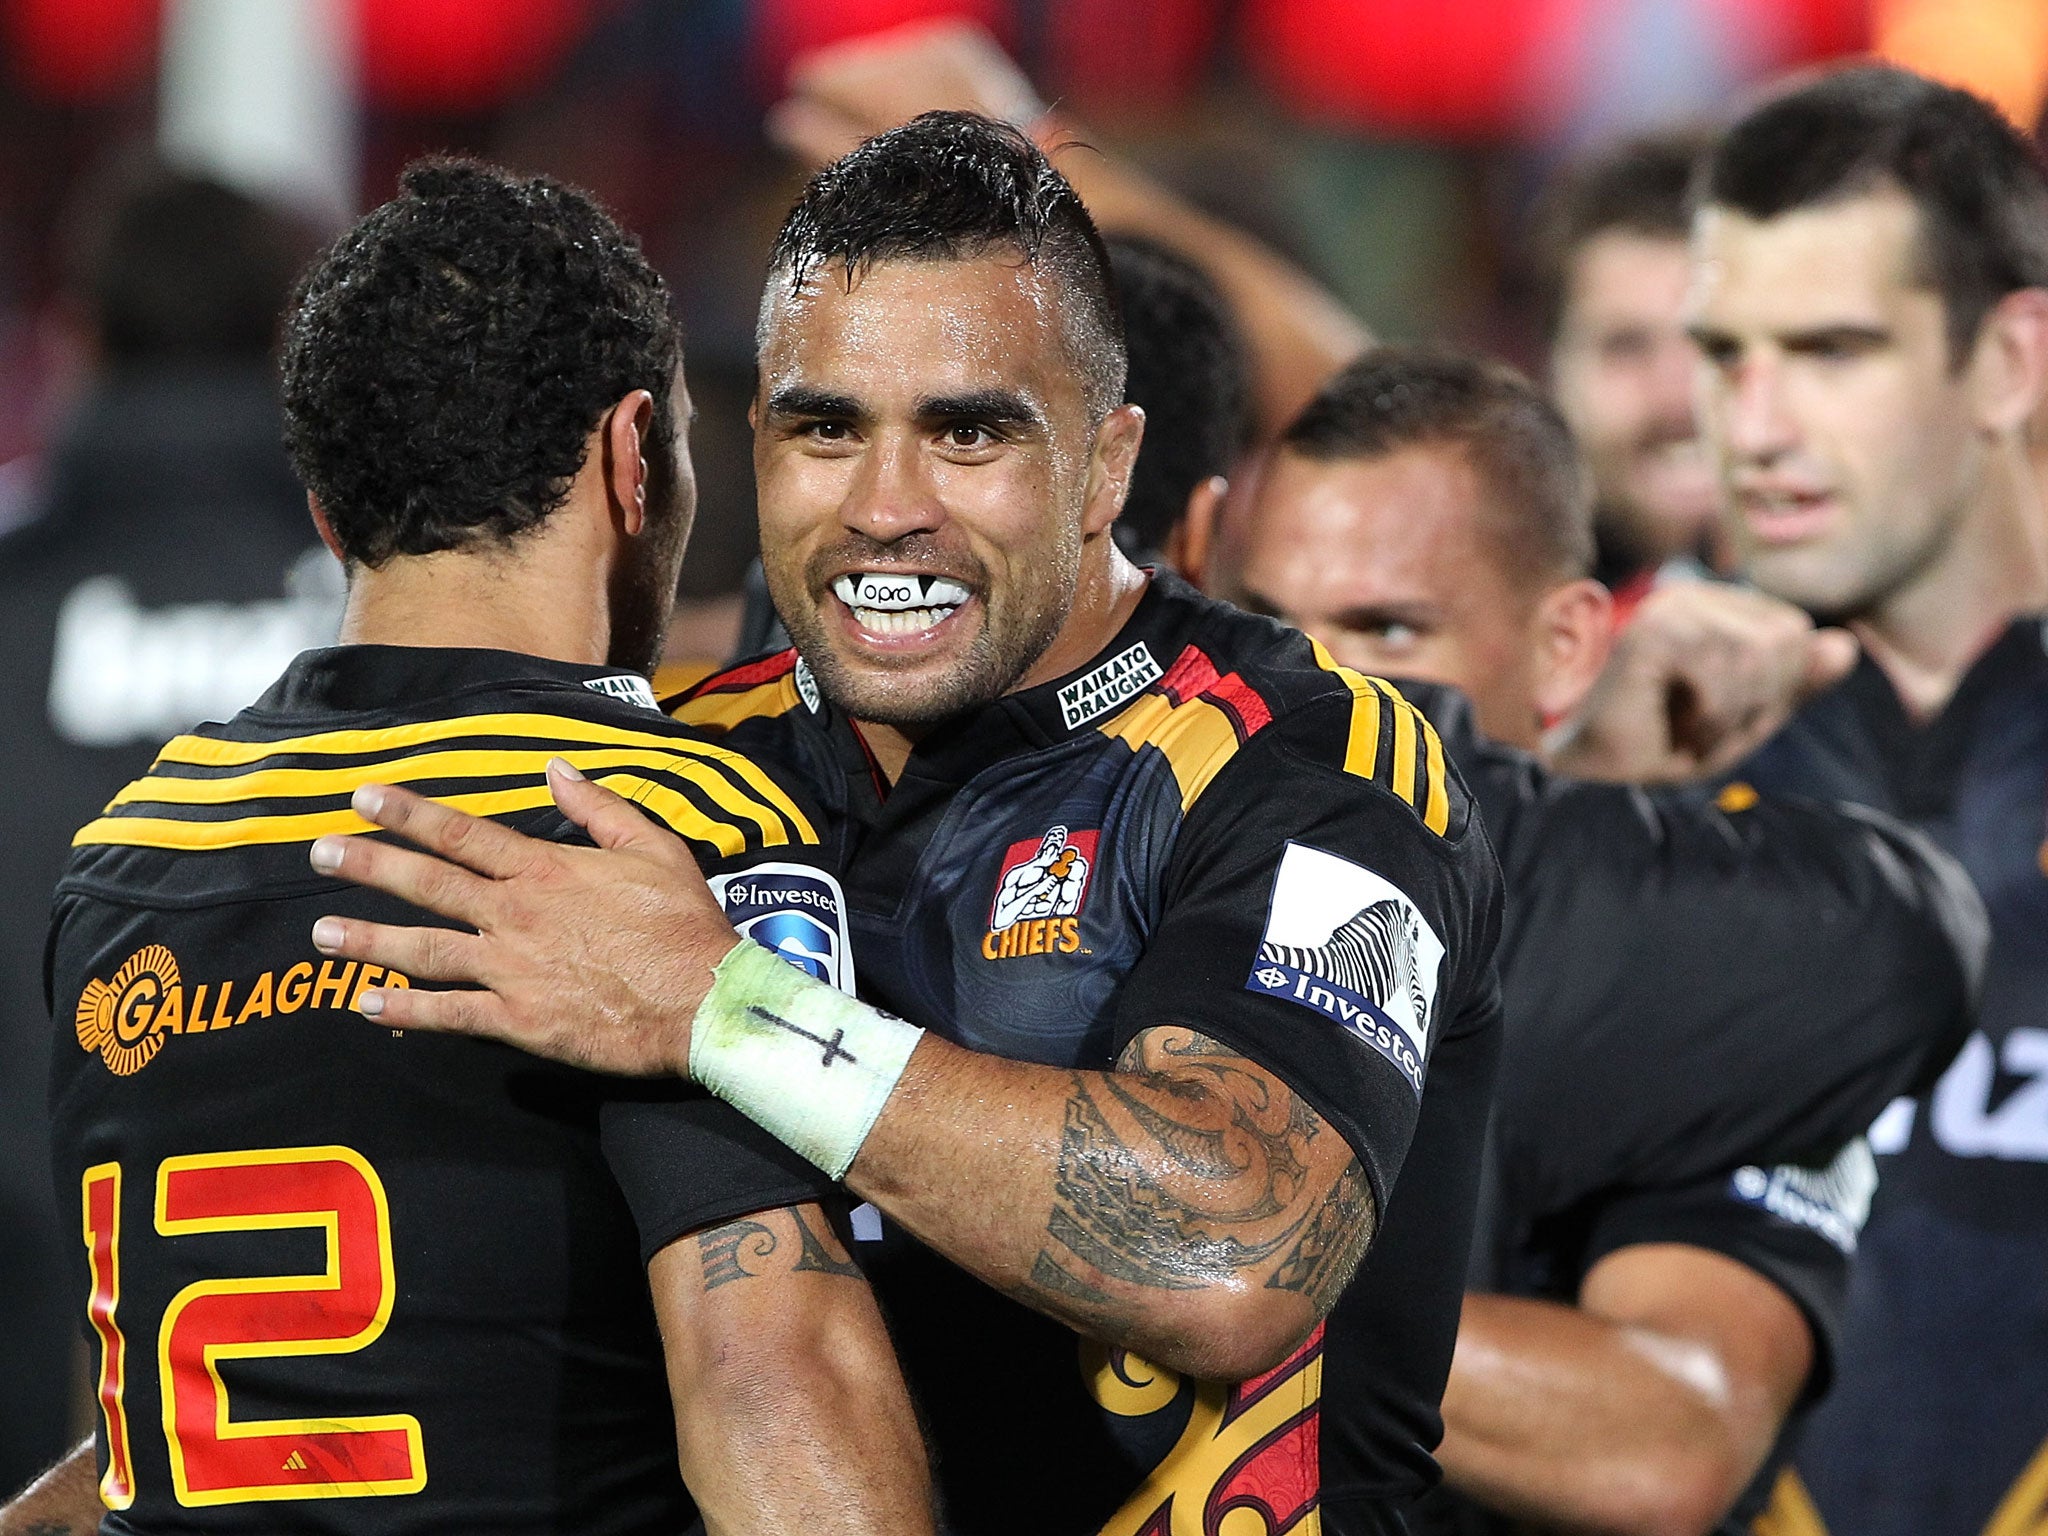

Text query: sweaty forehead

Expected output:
[757,255,1074,406]
[1245,446,1507,605]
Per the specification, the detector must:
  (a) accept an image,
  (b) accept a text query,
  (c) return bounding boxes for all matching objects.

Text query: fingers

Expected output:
[344,972,518,1042]
[343,783,552,880]
[311,914,490,987]
[1803,627,1860,695]
[763,96,865,169]
[310,822,500,929]
[546,758,670,853]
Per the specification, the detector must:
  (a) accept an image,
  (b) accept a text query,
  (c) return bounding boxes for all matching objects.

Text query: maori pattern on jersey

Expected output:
[1258,898,1427,1029]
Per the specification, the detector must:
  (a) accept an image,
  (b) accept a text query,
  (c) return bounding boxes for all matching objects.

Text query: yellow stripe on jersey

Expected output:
[1098,692,1246,812]
[110,746,801,848]
[126,712,815,843]
[1307,645,1451,837]
[77,770,760,857]
[670,675,804,733]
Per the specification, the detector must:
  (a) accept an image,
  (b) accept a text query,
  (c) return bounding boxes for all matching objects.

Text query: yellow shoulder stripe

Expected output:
[110,745,808,846]
[77,766,800,857]
[142,712,815,844]
[1099,692,1244,812]
[670,675,803,733]
[1307,643,1451,837]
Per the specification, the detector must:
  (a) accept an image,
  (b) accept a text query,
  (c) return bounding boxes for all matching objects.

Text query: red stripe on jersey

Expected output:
[1206,673,1274,739]
[1158,645,1221,706]
[694,649,797,696]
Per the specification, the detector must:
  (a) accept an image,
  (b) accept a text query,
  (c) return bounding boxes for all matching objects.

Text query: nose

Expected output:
[1648,333,1698,431]
[1718,352,1799,464]
[840,430,946,542]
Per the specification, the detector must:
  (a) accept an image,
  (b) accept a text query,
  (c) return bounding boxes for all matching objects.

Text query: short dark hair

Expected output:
[764,110,1126,418]
[1528,126,1716,344]
[281,157,681,567]
[1108,236,1250,553]
[1283,346,1594,584]
[62,155,314,369]
[1706,63,2048,360]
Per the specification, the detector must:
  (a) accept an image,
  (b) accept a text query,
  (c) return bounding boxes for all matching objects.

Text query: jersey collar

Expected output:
[253,645,663,719]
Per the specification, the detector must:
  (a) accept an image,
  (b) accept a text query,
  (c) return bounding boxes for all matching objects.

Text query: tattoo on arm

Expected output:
[698,1218,779,1290]
[1026,1028,1375,1323]
[695,1206,862,1291]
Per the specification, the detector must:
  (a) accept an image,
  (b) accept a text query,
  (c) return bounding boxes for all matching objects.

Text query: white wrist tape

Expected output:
[689,937,923,1180]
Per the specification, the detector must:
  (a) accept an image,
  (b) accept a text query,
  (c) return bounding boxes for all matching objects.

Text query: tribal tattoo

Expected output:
[1026,1027,1375,1324]
[697,1205,862,1291]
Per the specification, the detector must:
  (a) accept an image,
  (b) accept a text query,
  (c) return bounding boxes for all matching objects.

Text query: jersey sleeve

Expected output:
[580,742,856,1262]
[1576,1142,1872,1401]
[1109,686,1504,1212]
[1485,770,1983,1217]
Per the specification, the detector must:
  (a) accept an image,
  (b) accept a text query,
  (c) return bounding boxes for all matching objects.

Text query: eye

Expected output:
[806,420,852,441]
[943,423,996,451]
[1364,620,1421,651]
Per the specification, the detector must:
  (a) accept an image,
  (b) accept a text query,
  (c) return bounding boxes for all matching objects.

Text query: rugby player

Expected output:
[27,160,928,1534]
[1529,127,1726,604]
[1571,65,2048,1533]
[308,113,1506,1534]
[1180,346,1984,1535]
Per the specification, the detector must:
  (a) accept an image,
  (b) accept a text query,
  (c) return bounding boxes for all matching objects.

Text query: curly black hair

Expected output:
[764,110,1125,419]
[281,157,682,567]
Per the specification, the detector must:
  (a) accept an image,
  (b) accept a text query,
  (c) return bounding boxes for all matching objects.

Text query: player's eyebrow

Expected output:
[916,388,1044,431]
[764,385,864,420]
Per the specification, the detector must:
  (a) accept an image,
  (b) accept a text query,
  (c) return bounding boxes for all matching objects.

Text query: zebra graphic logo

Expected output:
[1246,842,1444,1095]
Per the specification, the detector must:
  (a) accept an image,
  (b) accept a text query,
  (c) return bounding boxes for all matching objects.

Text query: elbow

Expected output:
[1591,1442,1755,1536]
[1147,1284,1319,1382]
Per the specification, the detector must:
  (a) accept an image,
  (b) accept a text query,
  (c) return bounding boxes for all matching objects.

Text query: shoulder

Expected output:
[667,648,815,735]
[69,682,824,880]
[1140,589,1470,845]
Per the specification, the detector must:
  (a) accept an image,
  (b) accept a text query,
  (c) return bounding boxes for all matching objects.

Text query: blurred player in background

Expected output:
[1182,345,1983,1536]
[15,159,928,1535]
[0,158,328,1497]
[306,111,1507,1536]
[1528,128,1725,610]
[1673,65,2048,1535]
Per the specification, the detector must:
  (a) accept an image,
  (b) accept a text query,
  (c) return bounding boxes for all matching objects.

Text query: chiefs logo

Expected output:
[982,826,1098,960]
[76,945,182,1076]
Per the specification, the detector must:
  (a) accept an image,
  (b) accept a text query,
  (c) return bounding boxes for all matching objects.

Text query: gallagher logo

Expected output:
[75,945,409,1075]
[708,863,857,994]
[983,826,1098,960]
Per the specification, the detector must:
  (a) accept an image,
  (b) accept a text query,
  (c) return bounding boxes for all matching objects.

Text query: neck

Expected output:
[337,533,613,667]
[1855,442,2048,722]
[855,537,1151,783]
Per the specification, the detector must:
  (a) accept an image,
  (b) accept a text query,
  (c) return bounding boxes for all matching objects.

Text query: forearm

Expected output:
[845,1029,1368,1381]
[654,1212,933,1535]
[1042,122,1370,437]
[1439,1293,1758,1536]
[0,1440,100,1536]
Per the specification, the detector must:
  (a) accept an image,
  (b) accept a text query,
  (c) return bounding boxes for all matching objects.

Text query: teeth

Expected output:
[852,605,951,634]
[832,573,972,613]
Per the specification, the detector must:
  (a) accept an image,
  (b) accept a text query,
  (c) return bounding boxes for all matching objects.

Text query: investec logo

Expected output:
[75,945,411,1076]
[1058,642,1162,730]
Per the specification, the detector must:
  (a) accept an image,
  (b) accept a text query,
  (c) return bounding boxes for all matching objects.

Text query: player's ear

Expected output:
[1530,578,1615,725]
[1168,476,1228,590]
[1083,404,1145,537]
[604,389,657,536]
[307,494,348,570]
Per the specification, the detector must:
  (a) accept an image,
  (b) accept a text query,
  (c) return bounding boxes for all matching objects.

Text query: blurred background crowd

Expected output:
[3,0,2047,1523]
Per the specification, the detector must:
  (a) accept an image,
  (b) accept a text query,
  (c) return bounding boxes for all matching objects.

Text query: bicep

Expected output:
[1100,1025,1377,1316]
[1578,1242,1814,1429]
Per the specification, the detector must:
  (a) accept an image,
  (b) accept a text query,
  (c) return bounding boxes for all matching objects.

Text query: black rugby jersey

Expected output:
[47,646,851,1535]
[1383,687,1983,1536]
[673,570,1506,1536]
[1740,618,2048,1536]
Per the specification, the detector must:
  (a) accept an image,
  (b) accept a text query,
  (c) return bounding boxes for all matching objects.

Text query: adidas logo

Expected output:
[283,1450,309,1472]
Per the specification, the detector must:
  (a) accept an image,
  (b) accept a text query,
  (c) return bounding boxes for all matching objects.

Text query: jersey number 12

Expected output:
[81,1145,426,1508]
